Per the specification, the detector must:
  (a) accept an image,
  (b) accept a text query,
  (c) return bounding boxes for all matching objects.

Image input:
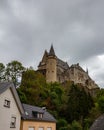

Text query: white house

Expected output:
[0,82,24,130]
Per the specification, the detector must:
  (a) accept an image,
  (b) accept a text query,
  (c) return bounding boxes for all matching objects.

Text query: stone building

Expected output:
[38,45,99,96]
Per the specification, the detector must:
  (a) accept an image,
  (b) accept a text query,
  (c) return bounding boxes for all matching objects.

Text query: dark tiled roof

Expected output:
[0,82,24,114]
[0,82,13,94]
[90,114,104,130]
[57,58,69,70]
[22,104,56,122]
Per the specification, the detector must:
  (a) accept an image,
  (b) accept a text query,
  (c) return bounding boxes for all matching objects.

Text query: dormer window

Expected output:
[32,111,38,118]
[4,99,10,108]
[38,113,43,118]
[32,111,43,118]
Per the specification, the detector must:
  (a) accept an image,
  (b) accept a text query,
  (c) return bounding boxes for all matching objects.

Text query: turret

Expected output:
[46,45,57,82]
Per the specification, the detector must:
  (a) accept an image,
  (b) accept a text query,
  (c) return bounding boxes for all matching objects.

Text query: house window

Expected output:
[28,127,35,130]
[37,113,43,118]
[47,127,52,130]
[4,99,10,108]
[33,111,43,119]
[39,127,44,130]
[40,113,43,118]
[10,116,16,128]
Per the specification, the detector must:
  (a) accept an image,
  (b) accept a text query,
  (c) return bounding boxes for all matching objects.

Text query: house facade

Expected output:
[0,82,24,130]
[20,104,56,130]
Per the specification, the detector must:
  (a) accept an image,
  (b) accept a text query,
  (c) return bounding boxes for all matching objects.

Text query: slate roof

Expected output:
[90,114,104,130]
[0,82,12,94]
[22,103,56,122]
[0,82,24,114]
[57,58,69,70]
[70,63,85,72]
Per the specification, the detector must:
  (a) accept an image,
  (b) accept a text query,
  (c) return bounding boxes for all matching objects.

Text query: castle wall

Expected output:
[46,56,57,82]
[69,66,89,85]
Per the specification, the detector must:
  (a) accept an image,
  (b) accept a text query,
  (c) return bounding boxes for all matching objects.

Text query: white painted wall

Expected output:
[0,88,21,130]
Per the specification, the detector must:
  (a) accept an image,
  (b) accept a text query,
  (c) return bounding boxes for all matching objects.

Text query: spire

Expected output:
[49,44,55,56]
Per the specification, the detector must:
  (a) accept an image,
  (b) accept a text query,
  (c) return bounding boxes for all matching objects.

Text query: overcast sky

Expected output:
[0,0,104,88]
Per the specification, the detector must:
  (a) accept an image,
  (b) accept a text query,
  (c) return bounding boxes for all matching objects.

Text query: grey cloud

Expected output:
[0,0,104,87]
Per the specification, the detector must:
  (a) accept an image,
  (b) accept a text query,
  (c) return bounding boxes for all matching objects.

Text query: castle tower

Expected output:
[46,45,57,82]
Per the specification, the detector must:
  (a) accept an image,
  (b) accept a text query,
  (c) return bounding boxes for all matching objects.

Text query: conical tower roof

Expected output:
[49,45,55,56]
[42,50,48,62]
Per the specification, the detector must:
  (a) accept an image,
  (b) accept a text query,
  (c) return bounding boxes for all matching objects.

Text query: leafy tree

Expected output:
[70,120,82,130]
[17,88,27,103]
[96,88,104,98]
[19,69,46,105]
[0,63,5,82]
[98,96,104,113]
[57,119,68,130]
[5,60,25,87]
[66,84,94,123]
[43,82,64,113]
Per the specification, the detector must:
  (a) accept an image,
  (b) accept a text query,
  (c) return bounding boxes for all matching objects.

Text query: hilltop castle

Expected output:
[37,45,99,96]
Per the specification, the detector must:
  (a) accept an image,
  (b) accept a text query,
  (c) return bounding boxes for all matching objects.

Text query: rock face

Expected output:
[38,45,99,96]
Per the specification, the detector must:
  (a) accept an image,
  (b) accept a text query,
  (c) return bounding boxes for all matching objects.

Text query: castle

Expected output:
[37,45,99,96]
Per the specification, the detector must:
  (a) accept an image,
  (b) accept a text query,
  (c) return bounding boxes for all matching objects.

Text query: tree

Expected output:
[19,69,47,105]
[0,63,5,82]
[66,84,94,123]
[43,82,64,112]
[70,120,82,130]
[57,119,68,130]
[98,96,104,113]
[5,60,25,87]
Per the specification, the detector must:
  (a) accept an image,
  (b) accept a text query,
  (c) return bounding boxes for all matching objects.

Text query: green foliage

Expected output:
[96,88,104,98]
[17,88,27,103]
[66,84,94,123]
[83,118,93,130]
[0,63,5,81]
[5,60,25,87]
[98,96,104,113]
[57,119,68,130]
[70,120,82,130]
[19,69,46,106]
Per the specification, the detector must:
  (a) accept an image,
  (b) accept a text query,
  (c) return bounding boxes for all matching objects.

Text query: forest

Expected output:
[0,60,104,130]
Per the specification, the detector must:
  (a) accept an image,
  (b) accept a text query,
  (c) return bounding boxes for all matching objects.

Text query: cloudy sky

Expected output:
[0,0,104,88]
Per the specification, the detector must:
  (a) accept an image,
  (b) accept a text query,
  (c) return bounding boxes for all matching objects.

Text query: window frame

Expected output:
[47,127,52,130]
[10,116,16,128]
[28,127,35,130]
[4,99,10,108]
[38,127,44,130]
